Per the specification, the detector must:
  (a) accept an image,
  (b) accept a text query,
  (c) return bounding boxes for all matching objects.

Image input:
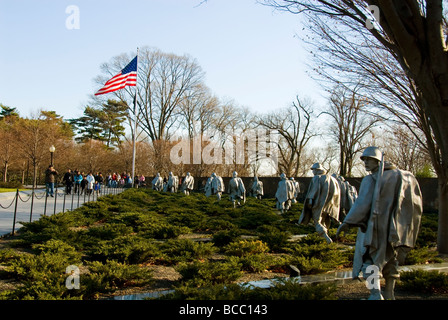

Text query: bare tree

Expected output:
[179,84,220,139]
[94,47,205,173]
[377,125,434,176]
[258,96,317,176]
[322,85,381,177]
[14,111,71,187]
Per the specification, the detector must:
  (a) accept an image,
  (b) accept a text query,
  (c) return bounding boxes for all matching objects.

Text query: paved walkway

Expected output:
[0,187,123,237]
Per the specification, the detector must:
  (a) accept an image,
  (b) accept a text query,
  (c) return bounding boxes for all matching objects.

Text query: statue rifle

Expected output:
[371,152,385,217]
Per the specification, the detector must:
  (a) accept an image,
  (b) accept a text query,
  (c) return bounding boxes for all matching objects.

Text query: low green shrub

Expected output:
[107,211,159,229]
[398,269,448,294]
[260,278,337,300]
[291,256,327,275]
[86,223,134,240]
[235,253,288,273]
[160,278,337,300]
[0,248,22,264]
[256,225,290,252]
[224,239,269,257]
[89,235,164,264]
[235,207,280,230]
[166,209,209,231]
[0,240,82,300]
[404,247,443,265]
[176,258,243,287]
[0,181,23,189]
[415,213,438,247]
[205,217,237,231]
[18,213,85,248]
[148,224,191,240]
[212,229,241,247]
[82,260,153,298]
[76,200,113,222]
[161,239,218,264]
[285,235,352,274]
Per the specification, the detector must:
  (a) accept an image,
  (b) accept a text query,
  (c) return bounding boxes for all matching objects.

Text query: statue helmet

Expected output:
[310,163,325,171]
[360,146,382,162]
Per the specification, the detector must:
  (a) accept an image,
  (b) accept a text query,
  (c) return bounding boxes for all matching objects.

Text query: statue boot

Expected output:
[364,269,384,300]
[316,224,333,244]
[383,277,396,300]
[368,287,384,300]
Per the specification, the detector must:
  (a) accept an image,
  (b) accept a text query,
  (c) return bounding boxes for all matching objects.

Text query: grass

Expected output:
[0,188,27,193]
[0,188,441,300]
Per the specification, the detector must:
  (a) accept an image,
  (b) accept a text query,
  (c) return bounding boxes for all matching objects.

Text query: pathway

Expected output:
[0,187,124,237]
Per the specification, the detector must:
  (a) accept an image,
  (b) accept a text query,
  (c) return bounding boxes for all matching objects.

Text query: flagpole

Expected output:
[131,47,139,188]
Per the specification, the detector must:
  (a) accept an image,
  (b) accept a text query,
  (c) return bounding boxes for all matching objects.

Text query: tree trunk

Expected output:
[33,163,38,189]
[2,161,7,182]
[437,175,448,253]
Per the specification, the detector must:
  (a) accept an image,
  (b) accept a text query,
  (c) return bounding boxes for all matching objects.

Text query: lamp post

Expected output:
[49,145,55,166]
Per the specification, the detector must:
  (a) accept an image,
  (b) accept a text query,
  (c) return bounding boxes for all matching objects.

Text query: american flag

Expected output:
[95,56,138,96]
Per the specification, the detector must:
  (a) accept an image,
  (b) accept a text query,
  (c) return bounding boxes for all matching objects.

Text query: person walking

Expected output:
[45,165,59,197]
[86,172,95,195]
[73,170,83,194]
[63,169,73,195]
[80,175,88,195]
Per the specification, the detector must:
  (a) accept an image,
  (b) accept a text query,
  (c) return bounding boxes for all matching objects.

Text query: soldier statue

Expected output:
[228,171,246,208]
[336,146,422,300]
[251,176,264,200]
[275,173,295,214]
[180,172,195,195]
[290,177,300,204]
[151,173,163,191]
[166,172,179,193]
[205,172,225,201]
[298,163,340,243]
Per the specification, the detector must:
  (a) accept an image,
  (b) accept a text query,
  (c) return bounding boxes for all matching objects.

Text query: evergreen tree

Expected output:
[100,100,128,148]
[70,100,128,148]
[69,106,105,143]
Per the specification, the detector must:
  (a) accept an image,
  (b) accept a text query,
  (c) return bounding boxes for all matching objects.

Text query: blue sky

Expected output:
[0,0,326,120]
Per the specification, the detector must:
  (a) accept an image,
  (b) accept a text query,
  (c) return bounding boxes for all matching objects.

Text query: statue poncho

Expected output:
[344,167,422,279]
[275,174,295,213]
[151,174,163,191]
[181,173,194,195]
[251,177,264,199]
[205,173,225,200]
[228,172,246,207]
[299,172,340,242]
[166,172,178,193]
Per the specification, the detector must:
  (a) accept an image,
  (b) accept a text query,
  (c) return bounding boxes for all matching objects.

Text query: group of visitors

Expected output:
[44,166,144,197]
[105,172,134,188]
[62,169,104,196]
